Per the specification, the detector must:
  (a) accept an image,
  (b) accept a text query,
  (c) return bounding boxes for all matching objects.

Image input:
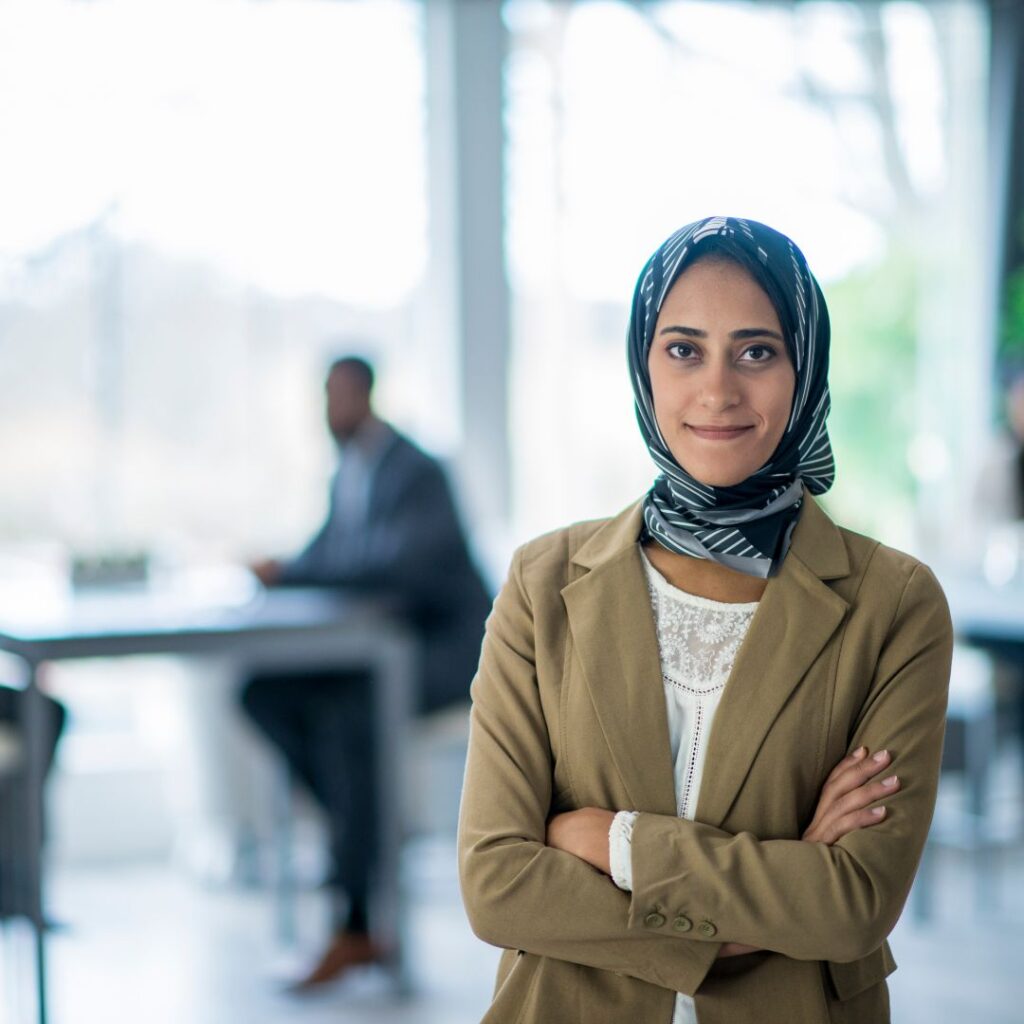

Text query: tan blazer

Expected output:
[458,495,952,1024]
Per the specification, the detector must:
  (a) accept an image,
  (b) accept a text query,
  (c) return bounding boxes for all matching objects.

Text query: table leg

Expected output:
[966,702,998,914]
[372,631,415,996]
[272,764,296,946]
[910,840,935,922]
[19,660,47,1024]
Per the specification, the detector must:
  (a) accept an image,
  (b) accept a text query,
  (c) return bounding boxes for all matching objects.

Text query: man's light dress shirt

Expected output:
[609,546,758,1024]
[332,416,396,533]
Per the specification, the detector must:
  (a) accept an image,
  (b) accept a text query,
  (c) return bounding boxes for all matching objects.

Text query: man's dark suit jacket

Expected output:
[277,430,492,713]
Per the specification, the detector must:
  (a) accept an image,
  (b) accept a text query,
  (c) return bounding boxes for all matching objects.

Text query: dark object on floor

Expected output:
[0,685,66,920]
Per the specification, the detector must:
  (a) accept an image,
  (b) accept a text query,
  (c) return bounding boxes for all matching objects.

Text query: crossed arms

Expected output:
[457,547,952,995]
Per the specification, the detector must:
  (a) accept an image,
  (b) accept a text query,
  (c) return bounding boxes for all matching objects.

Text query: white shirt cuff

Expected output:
[608,810,638,891]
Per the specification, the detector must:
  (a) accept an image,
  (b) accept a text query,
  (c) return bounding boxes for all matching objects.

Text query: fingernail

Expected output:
[882,775,898,787]
[873,750,889,762]
[853,747,866,759]
[872,806,886,817]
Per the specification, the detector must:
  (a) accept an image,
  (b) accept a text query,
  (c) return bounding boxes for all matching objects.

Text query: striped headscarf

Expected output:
[627,216,834,578]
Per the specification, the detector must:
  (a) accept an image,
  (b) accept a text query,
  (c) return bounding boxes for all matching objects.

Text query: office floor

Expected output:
[0,836,1020,1024]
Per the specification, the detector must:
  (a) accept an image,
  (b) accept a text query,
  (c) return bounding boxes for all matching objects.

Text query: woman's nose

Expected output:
[698,363,741,412]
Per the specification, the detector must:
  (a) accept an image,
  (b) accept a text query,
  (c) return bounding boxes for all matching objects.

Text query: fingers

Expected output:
[717,942,761,958]
[825,745,869,782]
[803,748,900,845]
[832,773,900,819]
[820,748,893,804]
[818,804,888,845]
[831,747,892,789]
[822,773,899,843]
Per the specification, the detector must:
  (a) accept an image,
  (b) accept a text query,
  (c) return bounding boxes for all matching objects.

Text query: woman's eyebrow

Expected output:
[730,327,785,342]
[658,325,706,337]
[658,325,784,342]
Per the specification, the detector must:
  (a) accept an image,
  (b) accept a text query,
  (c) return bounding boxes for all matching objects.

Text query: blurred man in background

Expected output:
[241,355,491,989]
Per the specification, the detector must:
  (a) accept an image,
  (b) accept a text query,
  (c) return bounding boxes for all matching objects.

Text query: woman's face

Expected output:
[648,258,796,488]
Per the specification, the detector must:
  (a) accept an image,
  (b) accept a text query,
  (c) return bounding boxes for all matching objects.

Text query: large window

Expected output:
[505,0,989,555]
[0,0,439,559]
[0,0,440,867]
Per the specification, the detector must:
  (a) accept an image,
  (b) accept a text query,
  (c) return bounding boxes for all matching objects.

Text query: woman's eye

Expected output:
[742,344,775,362]
[668,342,697,360]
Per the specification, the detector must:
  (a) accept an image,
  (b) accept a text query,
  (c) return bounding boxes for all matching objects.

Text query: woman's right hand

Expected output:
[718,748,898,959]
[802,747,900,845]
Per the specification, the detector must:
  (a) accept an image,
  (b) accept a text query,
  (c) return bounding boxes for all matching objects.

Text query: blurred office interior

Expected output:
[0,0,1023,1021]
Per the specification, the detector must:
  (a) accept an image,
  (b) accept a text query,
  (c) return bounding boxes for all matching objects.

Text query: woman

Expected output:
[458,216,952,1024]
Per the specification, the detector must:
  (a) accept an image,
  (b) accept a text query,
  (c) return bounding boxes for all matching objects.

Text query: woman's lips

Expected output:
[686,425,755,441]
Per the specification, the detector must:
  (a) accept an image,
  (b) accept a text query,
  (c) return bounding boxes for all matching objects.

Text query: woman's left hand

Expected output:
[546,808,616,874]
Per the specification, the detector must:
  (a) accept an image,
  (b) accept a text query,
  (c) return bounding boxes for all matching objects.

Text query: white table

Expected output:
[0,578,417,1024]
[943,572,1024,643]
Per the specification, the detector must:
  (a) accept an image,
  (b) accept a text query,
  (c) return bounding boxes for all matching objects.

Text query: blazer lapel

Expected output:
[695,496,851,828]
[560,495,852,824]
[561,505,678,815]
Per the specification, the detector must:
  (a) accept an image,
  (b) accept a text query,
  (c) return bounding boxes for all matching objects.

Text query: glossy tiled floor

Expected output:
[1,836,1022,1024]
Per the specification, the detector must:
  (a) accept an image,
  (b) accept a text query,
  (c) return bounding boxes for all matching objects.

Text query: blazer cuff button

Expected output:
[697,920,717,938]
[643,911,667,929]
[672,915,693,933]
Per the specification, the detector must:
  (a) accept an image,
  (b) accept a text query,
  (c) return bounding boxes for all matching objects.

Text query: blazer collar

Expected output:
[561,493,851,824]
[570,492,850,580]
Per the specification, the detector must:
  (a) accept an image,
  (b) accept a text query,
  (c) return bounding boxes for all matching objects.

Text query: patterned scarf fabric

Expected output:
[627,216,834,578]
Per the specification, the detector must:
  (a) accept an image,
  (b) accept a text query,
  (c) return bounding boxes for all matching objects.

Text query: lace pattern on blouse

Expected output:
[640,548,758,819]
[642,554,759,697]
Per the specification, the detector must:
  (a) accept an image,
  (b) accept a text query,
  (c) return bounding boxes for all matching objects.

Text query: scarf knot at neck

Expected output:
[628,217,834,578]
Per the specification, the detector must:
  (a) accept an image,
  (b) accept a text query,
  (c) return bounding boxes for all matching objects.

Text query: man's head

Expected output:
[325,356,375,443]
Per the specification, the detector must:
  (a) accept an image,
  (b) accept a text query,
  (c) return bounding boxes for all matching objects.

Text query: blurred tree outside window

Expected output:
[0,0,442,563]
[504,0,989,558]
[999,259,1024,372]
[0,0,445,867]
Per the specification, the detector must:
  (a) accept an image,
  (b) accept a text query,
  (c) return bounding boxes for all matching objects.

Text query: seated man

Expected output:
[241,355,491,989]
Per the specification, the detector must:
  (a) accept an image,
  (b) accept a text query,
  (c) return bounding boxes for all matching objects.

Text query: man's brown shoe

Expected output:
[288,932,386,991]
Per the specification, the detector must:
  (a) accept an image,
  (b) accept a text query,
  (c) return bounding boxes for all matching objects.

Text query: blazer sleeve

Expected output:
[458,545,719,995]
[626,562,953,964]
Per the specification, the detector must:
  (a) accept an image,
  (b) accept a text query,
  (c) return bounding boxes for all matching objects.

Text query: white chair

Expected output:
[403,702,471,837]
[913,645,1014,919]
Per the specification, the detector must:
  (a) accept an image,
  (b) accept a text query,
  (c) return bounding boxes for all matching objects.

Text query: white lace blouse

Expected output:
[608,545,759,1024]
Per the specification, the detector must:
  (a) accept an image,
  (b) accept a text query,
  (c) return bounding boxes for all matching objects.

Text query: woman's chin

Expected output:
[679,464,757,489]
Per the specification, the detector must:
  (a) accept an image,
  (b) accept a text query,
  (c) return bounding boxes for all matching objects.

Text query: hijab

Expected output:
[627,215,834,578]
